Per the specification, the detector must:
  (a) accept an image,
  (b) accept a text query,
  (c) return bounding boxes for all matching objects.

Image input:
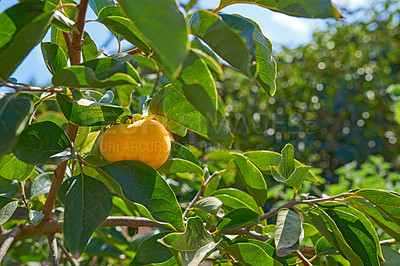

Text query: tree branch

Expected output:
[0,81,63,93]
[46,234,59,266]
[296,250,313,266]
[56,238,76,266]
[0,226,21,263]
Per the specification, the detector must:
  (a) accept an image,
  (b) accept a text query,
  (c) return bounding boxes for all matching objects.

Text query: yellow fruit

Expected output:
[100,119,171,169]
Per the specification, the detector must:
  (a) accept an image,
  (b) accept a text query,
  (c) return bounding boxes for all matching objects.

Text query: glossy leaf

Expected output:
[119,0,189,77]
[0,197,18,225]
[0,180,19,197]
[225,242,274,265]
[0,94,32,157]
[346,196,400,241]
[89,0,115,15]
[231,153,267,206]
[82,32,98,62]
[30,172,53,198]
[13,121,75,165]
[131,231,174,265]
[41,42,68,75]
[0,1,54,80]
[216,208,259,232]
[0,154,35,182]
[97,6,151,54]
[274,209,303,257]
[99,91,114,104]
[99,161,185,231]
[210,188,259,213]
[170,142,200,166]
[117,84,134,108]
[161,217,218,266]
[166,49,218,123]
[27,210,44,226]
[194,197,223,215]
[158,159,204,176]
[217,0,342,18]
[56,93,130,126]
[58,173,112,258]
[149,85,233,147]
[52,57,141,88]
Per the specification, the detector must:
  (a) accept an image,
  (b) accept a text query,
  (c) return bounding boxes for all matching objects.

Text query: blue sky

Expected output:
[0,0,366,86]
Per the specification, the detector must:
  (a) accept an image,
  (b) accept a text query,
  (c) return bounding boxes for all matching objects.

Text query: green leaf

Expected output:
[274,209,303,257]
[13,121,75,165]
[216,208,259,232]
[41,42,68,75]
[210,188,259,213]
[117,84,134,108]
[27,210,44,226]
[346,196,400,241]
[165,49,218,123]
[131,231,174,265]
[0,154,35,182]
[89,0,115,16]
[217,0,342,18]
[191,48,223,75]
[118,0,189,77]
[149,85,233,147]
[99,91,114,104]
[355,189,400,226]
[307,207,363,265]
[0,197,18,225]
[132,54,159,71]
[56,93,130,126]
[319,202,383,264]
[51,26,69,58]
[52,10,78,33]
[30,172,53,198]
[0,1,54,80]
[52,57,141,88]
[58,173,112,258]
[231,153,267,207]
[315,236,336,255]
[381,247,400,266]
[224,242,274,265]
[99,161,185,231]
[82,32,98,62]
[0,94,32,157]
[161,217,218,266]
[194,197,224,216]
[170,141,200,166]
[97,6,151,54]
[158,159,204,177]
[0,180,19,197]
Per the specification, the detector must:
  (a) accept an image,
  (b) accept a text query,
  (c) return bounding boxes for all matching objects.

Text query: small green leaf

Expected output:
[224,242,274,265]
[170,142,200,166]
[82,32,98,62]
[210,188,259,213]
[13,121,75,165]
[51,26,69,58]
[117,84,134,108]
[58,173,112,258]
[131,232,174,265]
[56,93,130,126]
[217,0,342,18]
[97,6,151,54]
[194,197,224,216]
[149,85,233,147]
[0,197,18,225]
[158,159,204,176]
[274,209,303,257]
[89,0,115,16]
[52,57,141,88]
[27,210,44,226]
[30,172,53,198]
[0,1,54,80]
[315,236,336,255]
[99,161,185,231]
[216,208,259,232]
[41,42,68,75]
[161,217,218,266]
[99,91,114,104]
[0,154,35,182]
[231,153,267,207]
[0,94,32,157]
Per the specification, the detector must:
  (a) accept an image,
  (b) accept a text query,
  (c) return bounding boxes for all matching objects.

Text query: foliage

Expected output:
[0,0,399,265]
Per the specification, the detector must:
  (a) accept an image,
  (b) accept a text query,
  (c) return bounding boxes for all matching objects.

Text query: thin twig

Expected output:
[46,234,59,266]
[56,238,76,266]
[151,71,162,97]
[0,226,21,263]
[58,3,78,9]
[296,250,313,266]
[19,182,29,209]
[126,47,142,55]
[0,81,63,93]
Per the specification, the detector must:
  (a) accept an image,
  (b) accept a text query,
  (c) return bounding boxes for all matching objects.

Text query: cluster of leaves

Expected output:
[1,0,400,265]
[217,0,400,179]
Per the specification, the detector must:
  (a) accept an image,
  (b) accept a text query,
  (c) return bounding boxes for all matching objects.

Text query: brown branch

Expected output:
[296,250,313,266]
[41,0,90,222]
[0,81,63,93]
[260,200,297,221]
[56,238,76,266]
[47,234,59,266]
[125,48,142,55]
[0,226,21,263]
